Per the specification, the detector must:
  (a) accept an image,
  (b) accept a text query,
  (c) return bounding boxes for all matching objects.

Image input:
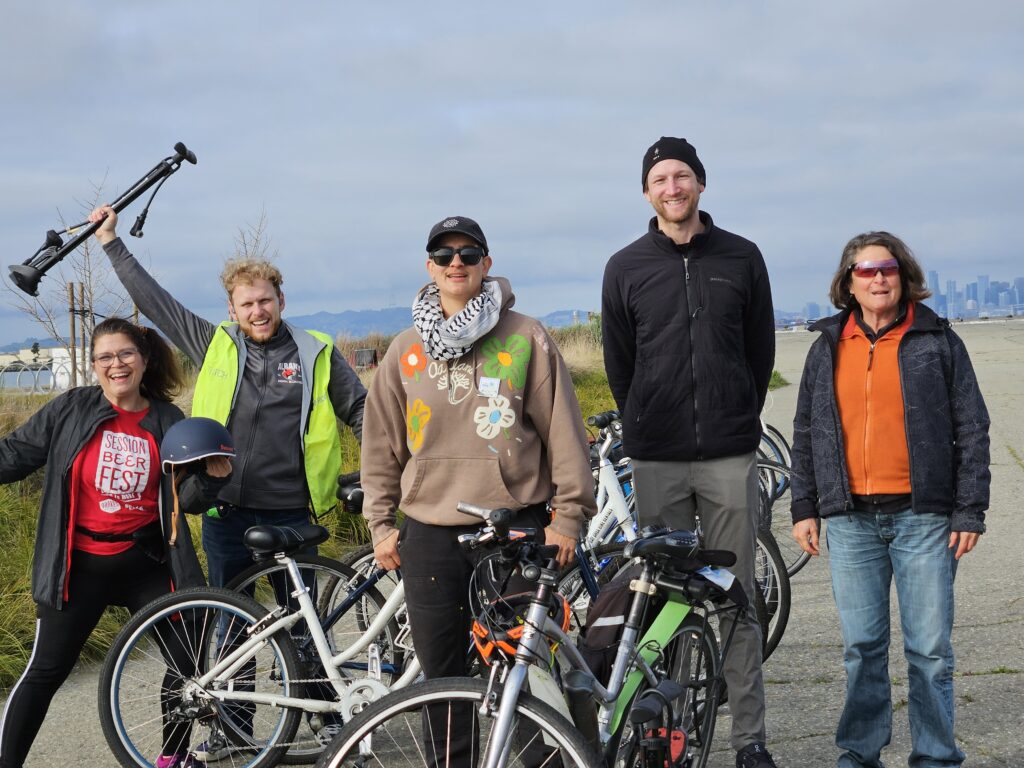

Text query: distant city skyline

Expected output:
[799,270,1024,321]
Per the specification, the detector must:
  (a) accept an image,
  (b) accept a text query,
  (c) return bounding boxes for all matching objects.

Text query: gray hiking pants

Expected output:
[633,451,766,752]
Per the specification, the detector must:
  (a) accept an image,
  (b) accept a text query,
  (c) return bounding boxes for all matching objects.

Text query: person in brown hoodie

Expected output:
[360,215,595,763]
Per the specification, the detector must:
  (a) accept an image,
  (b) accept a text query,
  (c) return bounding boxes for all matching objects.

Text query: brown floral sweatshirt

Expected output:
[360,277,596,546]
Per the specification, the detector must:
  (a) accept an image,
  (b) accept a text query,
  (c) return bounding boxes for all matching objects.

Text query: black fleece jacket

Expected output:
[602,212,775,461]
[0,387,221,609]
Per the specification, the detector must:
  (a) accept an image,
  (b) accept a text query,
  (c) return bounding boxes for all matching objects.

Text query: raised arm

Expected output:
[91,205,216,363]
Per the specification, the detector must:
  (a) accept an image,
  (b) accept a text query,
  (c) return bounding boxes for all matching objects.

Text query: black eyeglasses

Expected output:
[428,246,486,266]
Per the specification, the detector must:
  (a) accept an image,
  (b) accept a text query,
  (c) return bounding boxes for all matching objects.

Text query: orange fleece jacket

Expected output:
[834,305,915,496]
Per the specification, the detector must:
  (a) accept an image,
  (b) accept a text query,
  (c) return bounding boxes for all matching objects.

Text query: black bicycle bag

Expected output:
[578,563,663,686]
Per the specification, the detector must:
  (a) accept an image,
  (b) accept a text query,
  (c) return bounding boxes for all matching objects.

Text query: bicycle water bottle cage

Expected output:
[243,524,330,558]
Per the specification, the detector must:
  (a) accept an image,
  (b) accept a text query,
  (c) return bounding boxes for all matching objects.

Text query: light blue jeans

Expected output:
[826,510,963,768]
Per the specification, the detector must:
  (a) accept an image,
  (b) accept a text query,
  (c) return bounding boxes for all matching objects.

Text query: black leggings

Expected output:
[0,547,183,768]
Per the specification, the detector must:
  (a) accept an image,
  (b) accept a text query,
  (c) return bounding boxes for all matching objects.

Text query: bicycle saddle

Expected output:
[243,523,330,556]
[624,529,737,571]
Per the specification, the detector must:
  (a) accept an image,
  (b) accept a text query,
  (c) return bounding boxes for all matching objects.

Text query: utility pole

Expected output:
[78,283,87,384]
[67,282,78,388]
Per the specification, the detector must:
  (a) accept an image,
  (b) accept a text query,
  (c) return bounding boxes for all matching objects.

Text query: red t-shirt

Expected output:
[71,405,161,555]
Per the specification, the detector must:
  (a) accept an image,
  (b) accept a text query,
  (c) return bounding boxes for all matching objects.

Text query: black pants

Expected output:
[400,504,550,768]
[0,547,186,768]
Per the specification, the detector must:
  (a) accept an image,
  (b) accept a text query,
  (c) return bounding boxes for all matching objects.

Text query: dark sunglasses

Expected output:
[428,246,486,266]
[850,258,899,279]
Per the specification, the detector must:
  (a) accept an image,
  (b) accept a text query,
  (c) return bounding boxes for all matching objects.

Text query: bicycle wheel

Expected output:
[754,530,791,660]
[756,460,810,577]
[99,586,301,768]
[758,423,792,473]
[616,614,721,768]
[228,555,404,763]
[666,614,721,768]
[313,677,601,767]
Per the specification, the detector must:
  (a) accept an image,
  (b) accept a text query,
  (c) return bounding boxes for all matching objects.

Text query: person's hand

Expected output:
[374,529,401,571]
[949,530,980,560]
[543,523,577,568]
[204,456,233,478]
[88,204,118,244]
[792,518,821,556]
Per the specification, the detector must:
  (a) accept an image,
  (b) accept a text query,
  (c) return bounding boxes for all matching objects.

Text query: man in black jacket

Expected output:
[602,137,777,768]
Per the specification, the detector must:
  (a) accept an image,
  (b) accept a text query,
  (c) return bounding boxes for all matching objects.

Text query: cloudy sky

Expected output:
[1,1,1021,344]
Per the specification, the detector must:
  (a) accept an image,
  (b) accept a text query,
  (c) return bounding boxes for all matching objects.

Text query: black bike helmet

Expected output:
[160,417,235,473]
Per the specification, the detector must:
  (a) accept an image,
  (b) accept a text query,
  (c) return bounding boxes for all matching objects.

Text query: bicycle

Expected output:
[218,473,420,763]
[99,521,423,768]
[315,502,748,768]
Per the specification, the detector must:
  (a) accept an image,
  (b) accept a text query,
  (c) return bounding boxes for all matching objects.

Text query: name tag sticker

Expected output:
[478,376,501,398]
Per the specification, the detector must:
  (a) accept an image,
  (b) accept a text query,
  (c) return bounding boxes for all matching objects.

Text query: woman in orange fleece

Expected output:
[789,232,990,768]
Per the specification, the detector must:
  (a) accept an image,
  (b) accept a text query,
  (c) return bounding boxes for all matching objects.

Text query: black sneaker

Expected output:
[736,742,778,768]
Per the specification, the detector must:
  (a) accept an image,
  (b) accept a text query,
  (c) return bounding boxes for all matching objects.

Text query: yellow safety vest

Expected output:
[192,322,342,514]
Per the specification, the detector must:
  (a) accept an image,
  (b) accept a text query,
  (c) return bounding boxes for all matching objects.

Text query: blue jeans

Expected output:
[826,511,963,768]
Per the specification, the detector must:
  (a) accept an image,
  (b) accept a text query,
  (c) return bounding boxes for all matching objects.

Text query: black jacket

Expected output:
[602,212,775,461]
[0,387,218,609]
[789,303,990,531]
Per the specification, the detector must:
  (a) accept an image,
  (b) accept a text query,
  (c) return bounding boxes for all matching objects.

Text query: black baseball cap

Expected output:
[426,216,489,254]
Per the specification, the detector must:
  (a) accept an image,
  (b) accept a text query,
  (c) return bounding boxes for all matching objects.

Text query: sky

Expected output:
[1,2,1022,344]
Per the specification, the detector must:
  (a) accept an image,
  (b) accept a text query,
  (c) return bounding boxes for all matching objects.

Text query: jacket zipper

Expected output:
[684,256,702,458]
[863,341,875,493]
[239,349,268,507]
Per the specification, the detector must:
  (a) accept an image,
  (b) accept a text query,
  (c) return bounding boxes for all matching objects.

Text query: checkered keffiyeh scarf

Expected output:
[412,280,502,361]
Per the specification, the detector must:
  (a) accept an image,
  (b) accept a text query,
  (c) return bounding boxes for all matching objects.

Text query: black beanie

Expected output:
[642,137,706,190]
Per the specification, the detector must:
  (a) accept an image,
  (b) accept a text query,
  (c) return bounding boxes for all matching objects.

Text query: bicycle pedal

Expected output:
[642,728,686,766]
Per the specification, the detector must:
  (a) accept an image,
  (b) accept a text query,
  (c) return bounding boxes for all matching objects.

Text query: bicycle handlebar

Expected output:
[456,501,512,537]
[586,409,620,429]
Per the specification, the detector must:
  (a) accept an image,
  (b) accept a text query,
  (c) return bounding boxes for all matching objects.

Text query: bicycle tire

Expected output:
[228,555,403,763]
[313,676,602,767]
[756,460,811,577]
[754,530,791,660]
[99,586,301,768]
[758,423,792,474]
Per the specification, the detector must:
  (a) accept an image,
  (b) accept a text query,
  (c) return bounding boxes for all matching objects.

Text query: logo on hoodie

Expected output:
[277,362,302,384]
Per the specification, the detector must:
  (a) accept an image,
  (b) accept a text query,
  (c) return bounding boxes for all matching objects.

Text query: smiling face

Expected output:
[643,158,704,228]
[426,233,492,317]
[848,244,903,327]
[92,332,147,407]
[229,279,285,342]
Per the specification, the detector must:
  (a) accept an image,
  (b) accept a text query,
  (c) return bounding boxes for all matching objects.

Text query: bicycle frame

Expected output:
[194,557,354,714]
[584,430,637,550]
[324,569,422,687]
[478,556,741,768]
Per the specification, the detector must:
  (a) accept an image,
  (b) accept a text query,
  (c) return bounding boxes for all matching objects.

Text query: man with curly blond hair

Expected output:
[91,206,365,577]
[91,205,366,758]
